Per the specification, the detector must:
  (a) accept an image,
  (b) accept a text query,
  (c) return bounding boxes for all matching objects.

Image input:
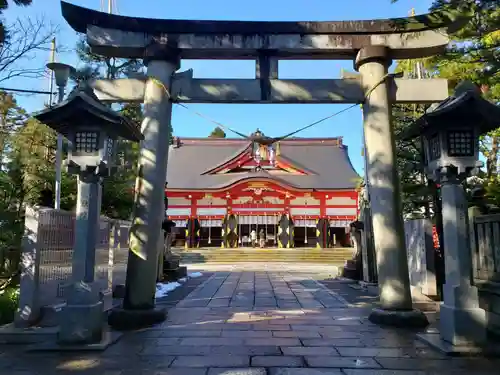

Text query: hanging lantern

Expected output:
[253,141,262,164]
[208,216,212,245]
[268,145,275,166]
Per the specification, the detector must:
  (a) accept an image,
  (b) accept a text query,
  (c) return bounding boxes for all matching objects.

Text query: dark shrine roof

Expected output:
[402,84,500,140]
[34,86,142,142]
[61,1,467,35]
[166,137,360,191]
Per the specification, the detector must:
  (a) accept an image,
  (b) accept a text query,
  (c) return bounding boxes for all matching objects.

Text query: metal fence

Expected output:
[17,205,130,327]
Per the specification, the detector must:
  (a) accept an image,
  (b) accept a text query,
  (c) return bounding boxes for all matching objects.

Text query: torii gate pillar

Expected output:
[355,46,428,327]
[109,52,180,328]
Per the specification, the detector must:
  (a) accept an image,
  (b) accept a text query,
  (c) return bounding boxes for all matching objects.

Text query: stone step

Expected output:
[175,249,354,264]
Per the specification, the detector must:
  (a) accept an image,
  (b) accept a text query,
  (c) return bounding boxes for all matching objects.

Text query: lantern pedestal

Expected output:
[418,168,488,354]
[56,173,110,347]
[439,291,487,344]
[58,282,104,344]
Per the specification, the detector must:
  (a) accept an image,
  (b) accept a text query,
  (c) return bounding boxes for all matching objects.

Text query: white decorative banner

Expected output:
[329,220,351,228]
[325,207,357,216]
[238,215,279,225]
[200,219,223,227]
[233,207,282,212]
[167,207,191,216]
[295,219,317,227]
[173,220,187,227]
[290,207,320,216]
[197,207,227,216]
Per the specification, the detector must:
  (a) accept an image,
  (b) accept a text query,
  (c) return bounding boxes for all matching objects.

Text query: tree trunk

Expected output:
[487,135,499,179]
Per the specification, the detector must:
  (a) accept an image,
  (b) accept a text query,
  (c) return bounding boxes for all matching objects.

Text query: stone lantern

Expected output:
[402,81,500,354]
[34,85,142,348]
[404,82,498,181]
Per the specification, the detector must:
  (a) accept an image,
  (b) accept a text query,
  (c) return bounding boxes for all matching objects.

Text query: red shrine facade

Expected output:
[165,133,359,248]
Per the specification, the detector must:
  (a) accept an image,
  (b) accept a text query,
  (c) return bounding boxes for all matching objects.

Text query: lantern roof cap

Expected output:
[33,85,143,142]
[402,81,500,141]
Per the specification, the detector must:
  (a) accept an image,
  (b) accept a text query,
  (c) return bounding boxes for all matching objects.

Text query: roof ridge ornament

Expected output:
[454,81,481,97]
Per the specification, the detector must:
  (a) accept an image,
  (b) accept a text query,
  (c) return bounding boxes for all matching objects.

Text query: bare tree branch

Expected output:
[0,17,57,84]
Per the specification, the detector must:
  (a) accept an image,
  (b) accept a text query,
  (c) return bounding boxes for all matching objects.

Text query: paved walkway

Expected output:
[2,270,500,374]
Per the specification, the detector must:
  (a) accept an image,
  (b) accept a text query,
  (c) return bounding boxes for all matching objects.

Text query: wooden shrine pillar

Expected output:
[278,214,294,248]
[222,214,238,248]
[316,218,329,248]
[185,218,200,248]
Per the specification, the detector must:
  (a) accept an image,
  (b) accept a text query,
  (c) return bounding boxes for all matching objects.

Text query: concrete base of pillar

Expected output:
[112,284,126,299]
[439,303,487,346]
[368,307,429,328]
[108,307,167,330]
[163,266,187,281]
[28,329,122,352]
[417,332,500,357]
[58,301,104,345]
[57,281,105,345]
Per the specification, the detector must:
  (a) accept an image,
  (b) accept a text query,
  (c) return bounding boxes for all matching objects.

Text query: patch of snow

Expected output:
[355,359,366,367]
[188,272,203,278]
[179,277,187,282]
[155,281,181,299]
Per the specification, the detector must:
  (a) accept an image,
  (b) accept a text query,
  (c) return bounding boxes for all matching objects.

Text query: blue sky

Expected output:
[5,0,434,174]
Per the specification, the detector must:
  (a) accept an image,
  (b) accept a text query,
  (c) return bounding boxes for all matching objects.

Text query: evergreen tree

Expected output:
[391,0,500,206]
[209,126,226,138]
[428,0,499,179]
[73,38,151,219]
[0,90,61,282]
[0,0,33,44]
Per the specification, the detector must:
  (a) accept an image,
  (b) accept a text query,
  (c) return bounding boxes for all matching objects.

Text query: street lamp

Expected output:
[402,81,500,352]
[46,62,76,210]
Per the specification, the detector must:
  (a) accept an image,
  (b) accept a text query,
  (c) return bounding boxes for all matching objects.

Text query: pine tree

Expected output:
[0,90,59,281]
[209,126,226,138]
[426,0,500,199]
[0,0,33,44]
[391,0,500,204]
[70,38,151,219]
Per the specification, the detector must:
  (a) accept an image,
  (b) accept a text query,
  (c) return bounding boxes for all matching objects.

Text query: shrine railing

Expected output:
[17,206,130,326]
[468,210,500,335]
[469,212,500,284]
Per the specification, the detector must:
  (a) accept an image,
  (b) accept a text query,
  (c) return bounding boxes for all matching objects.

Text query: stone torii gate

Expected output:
[60,1,465,326]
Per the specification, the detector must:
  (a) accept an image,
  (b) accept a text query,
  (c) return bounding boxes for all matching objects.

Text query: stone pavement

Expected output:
[1,269,500,374]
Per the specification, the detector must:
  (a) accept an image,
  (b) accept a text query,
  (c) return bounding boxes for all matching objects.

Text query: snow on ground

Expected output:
[155,282,181,298]
[155,272,204,299]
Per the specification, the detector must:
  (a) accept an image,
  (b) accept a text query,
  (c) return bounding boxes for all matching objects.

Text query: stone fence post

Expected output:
[16,206,43,327]
[404,218,437,297]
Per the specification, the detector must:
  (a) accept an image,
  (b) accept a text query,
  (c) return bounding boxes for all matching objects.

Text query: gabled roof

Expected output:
[33,86,142,142]
[166,137,359,191]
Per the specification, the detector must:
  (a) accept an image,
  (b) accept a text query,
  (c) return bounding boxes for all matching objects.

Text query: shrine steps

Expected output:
[175,247,354,264]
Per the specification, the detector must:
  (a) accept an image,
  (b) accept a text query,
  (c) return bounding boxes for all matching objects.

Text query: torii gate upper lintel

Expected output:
[61,0,467,61]
[60,1,467,327]
[61,1,456,104]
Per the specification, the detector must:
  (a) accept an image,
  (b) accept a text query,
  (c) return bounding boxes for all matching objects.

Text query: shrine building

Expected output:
[165,131,359,248]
